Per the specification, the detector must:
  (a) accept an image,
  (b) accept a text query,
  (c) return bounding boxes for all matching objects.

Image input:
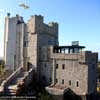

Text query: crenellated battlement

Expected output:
[27,15,58,36]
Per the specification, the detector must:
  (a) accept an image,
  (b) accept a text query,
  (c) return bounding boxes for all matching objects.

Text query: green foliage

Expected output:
[0,60,5,75]
[0,60,5,68]
[38,89,54,100]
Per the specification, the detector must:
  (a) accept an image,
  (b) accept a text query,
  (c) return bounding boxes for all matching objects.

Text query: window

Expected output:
[62,79,64,84]
[62,64,65,69]
[56,64,58,69]
[69,80,71,86]
[45,63,46,68]
[76,81,79,87]
[24,41,28,47]
[31,33,34,35]
[31,32,36,35]
[56,79,58,83]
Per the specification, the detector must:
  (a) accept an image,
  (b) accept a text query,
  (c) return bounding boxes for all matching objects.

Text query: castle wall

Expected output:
[86,52,98,94]
[40,46,98,96]
[4,14,98,97]
[16,23,25,70]
[4,17,17,71]
[4,15,25,71]
[26,15,58,79]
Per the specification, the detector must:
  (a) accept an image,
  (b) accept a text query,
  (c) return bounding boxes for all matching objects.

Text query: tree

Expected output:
[0,60,5,74]
[0,60,5,68]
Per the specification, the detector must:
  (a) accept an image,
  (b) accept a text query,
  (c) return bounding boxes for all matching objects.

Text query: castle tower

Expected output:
[4,14,25,71]
[26,15,59,73]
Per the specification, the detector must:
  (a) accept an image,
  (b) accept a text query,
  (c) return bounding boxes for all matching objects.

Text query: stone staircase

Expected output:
[0,67,35,96]
[3,68,24,96]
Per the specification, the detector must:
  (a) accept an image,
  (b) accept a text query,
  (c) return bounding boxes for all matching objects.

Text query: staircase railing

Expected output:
[0,67,23,92]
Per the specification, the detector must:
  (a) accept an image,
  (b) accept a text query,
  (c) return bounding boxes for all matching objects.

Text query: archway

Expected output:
[27,62,32,71]
[63,88,82,100]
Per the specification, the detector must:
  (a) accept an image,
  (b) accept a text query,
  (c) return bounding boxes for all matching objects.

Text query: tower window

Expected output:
[31,32,36,35]
[69,80,71,86]
[56,64,58,69]
[62,64,65,69]
[31,33,34,35]
[76,81,79,87]
[56,79,58,83]
[24,41,28,47]
[62,79,64,84]
[45,63,46,68]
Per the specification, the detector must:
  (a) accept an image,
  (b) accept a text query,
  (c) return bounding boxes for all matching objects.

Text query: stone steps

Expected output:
[5,70,26,96]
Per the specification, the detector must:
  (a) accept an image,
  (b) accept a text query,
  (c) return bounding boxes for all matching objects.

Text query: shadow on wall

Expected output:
[63,88,82,100]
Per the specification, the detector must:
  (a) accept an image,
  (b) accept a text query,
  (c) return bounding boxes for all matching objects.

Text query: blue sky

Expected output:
[0,0,100,58]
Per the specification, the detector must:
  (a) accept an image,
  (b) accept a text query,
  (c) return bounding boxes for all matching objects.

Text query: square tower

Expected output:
[26,15,59,72]
[4,14,26,71]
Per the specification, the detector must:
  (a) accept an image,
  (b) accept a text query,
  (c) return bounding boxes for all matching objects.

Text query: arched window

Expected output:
[76,81,79,87]
[62,79,64,84]
[62,64,65,69]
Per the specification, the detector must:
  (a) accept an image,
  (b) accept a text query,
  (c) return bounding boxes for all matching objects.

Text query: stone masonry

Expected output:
[4,14,98,99]
[40,45,98,96]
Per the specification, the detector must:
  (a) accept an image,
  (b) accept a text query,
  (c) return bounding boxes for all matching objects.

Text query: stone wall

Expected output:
[26,15,58,72]
[40,46,98,96]
[4,15,25,71]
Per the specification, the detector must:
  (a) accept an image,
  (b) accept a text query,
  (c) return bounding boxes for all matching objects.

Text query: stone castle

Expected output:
[4,14,98,100]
